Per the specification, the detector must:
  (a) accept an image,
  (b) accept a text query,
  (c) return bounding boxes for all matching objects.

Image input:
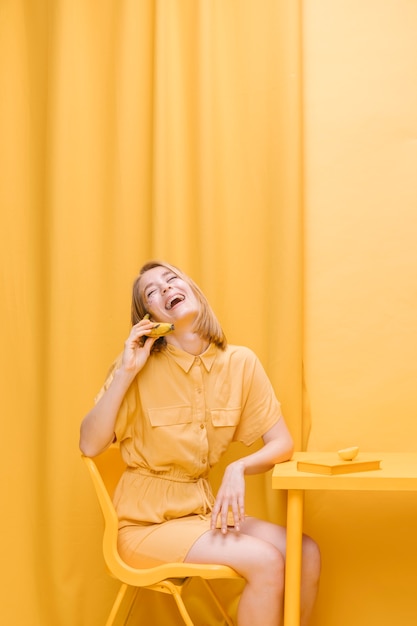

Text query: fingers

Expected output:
[121,320,157,372]
[132,318,156,338]
[126,319,156,347]
[211,493,245,534]
[141,334,157,355]
[211,462,246,534]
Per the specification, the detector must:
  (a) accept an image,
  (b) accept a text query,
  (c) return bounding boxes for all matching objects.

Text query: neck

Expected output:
[166,332,209,356]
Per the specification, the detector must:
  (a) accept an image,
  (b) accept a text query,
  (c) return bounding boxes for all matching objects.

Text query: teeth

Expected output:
[166,295,184,310]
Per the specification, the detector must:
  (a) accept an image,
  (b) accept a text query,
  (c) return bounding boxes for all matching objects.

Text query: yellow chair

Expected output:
[82,447,243,626]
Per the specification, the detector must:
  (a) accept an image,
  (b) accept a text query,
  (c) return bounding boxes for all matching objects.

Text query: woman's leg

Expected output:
[185,517,320,626]
[239,517,321,626]
[185,524,286,626]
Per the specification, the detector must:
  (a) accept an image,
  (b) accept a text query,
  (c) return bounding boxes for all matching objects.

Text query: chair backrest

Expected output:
[90,444,127,498]
[82,447,126,564]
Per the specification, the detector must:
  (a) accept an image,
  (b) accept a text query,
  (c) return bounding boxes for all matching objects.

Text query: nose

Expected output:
[161,283,172,294]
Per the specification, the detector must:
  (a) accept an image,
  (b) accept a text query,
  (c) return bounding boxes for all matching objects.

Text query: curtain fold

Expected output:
[1,1,302,623]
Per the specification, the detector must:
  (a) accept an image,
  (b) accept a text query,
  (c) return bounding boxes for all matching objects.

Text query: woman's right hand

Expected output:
[80,317,158,457]
[121,318,157,374]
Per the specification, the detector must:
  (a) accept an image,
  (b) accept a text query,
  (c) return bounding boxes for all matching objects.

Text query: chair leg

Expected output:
[153,580,195,626]
[155,578,235,626]
[105,583,137,626]
[107,579,235,626]
[200,579,235,626]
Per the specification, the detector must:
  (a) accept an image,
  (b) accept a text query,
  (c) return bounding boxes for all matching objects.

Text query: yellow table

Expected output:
[272,452,417,626]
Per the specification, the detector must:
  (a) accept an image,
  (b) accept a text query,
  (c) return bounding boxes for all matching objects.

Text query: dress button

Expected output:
[200,423,205,429]
[202,458,207,464]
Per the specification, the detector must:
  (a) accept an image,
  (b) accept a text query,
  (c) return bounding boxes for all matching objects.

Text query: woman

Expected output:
[80,261,320,626]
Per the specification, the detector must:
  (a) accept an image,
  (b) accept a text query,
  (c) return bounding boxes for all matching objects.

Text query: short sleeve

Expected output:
[233,350,283,446]
[94,354,137,443]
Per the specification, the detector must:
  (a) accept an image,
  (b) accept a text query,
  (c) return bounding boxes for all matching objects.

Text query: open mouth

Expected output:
[166,294,185,310]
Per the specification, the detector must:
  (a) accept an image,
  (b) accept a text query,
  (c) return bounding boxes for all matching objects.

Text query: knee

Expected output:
[251,544,286,589]
[302,534,321,583]
[267,545,286,579]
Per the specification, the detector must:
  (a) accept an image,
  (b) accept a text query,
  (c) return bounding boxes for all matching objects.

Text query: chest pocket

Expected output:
[210,408,241,427]
[147,406,193,427]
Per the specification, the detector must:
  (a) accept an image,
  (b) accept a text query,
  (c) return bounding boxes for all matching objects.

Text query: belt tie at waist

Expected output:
[196,476,215,514]
[126,467,215,514]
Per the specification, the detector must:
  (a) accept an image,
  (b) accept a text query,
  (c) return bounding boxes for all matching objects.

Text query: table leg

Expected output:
[284,489,304,626]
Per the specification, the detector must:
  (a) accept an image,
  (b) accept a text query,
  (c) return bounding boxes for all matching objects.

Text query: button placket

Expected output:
[190,358,208,469]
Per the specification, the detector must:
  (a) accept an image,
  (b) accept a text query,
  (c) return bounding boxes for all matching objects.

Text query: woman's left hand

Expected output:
[211,460,246,534]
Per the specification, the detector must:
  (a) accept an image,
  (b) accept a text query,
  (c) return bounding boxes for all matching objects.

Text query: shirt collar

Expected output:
[165,342,217,373]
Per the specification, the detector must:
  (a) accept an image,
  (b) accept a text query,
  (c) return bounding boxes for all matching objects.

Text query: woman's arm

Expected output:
[211,419,294,533]
[241,418,294,474]
[79,366,137,457]
[79,318,157,457]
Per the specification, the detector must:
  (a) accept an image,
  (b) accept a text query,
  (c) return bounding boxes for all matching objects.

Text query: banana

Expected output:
[337,446,359,461]
[147,323,175,337]
[143,313,174,337]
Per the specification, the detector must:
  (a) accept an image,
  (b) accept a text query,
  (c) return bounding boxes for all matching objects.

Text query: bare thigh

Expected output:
[238,516,288,555]
[184,517,287,580]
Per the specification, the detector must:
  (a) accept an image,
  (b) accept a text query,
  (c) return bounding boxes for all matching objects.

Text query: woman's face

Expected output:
[140,265,199,324]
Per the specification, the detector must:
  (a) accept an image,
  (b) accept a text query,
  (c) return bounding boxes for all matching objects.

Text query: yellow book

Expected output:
[297,457,381,475]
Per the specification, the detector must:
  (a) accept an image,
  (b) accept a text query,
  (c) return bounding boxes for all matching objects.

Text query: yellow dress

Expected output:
[96,343,282,567]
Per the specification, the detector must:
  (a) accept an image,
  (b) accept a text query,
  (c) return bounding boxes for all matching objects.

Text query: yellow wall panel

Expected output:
[303,1,417,624]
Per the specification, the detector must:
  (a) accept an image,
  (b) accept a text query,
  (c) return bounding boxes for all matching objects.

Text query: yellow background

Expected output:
[1,1,416,624]
[302,1,417,622]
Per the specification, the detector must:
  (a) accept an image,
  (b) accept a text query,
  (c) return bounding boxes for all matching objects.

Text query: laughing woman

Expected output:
[80,260,320,626]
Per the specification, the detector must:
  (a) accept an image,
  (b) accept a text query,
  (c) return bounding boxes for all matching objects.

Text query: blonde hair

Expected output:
[131,261,227,351]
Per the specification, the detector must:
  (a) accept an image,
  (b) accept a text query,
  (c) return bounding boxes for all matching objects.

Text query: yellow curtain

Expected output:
[0,1,302,624]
